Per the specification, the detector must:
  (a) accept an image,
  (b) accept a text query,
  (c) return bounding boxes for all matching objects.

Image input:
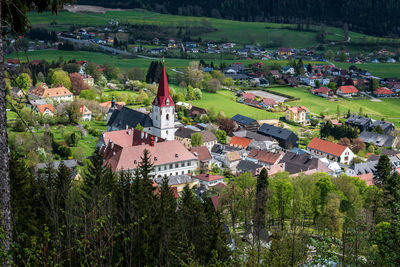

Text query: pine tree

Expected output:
[374,155,392,188]
[254,168,268,233]
[156,176,178,266]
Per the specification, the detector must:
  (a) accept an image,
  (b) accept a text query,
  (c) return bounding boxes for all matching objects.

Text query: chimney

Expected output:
[141,132,144,139]
[150,136,155,147]
[128,129,131,135]
[155,136,158,143]
[110,141,114,149]
[145,132,148,139]
[126,125,128,130]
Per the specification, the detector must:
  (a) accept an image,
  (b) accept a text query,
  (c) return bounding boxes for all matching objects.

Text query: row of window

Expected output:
[154,161,193,172]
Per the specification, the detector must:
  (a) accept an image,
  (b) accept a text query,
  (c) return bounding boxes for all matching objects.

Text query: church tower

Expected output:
[151,62,175,140]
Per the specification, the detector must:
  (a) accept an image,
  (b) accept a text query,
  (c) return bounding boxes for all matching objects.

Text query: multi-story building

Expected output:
[285,106,310,124]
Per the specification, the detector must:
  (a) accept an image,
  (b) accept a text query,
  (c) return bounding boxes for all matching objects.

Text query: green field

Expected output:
[26,9,390,48]
[5,49,325,71]
[334,62,400,78]
[192,90,283,120]
[267,86,400,127]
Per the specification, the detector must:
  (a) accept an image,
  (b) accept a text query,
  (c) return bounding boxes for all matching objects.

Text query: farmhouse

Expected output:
[336,85,358,97]
[30,86,73,103]
[261,98,277,109]
[311,87,333,98]
[35,103,54,116]
[79,105,92,121]
[307,138,354,164]
[373,87,395,97]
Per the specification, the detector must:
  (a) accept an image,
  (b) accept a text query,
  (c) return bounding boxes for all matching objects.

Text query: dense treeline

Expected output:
[5,150,230,265]
[3,148,400,265]
[77,0,400,37]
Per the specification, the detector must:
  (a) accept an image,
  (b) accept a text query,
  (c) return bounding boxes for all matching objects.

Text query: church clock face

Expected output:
[166,98,170,106]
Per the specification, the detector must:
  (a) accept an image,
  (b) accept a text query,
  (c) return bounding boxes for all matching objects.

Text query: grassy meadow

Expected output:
[267,86,400,127]
[192,90,283,120]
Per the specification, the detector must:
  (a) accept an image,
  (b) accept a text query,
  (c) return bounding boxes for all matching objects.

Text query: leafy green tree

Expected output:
[50,69,71,89]
[339,51,348,62]
[15,73,32,91]
[215,129,227,144]
[191,132,203,147]
[186,85,195,100]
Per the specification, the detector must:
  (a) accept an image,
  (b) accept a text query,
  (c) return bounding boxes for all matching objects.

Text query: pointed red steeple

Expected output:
[153,62,174,107]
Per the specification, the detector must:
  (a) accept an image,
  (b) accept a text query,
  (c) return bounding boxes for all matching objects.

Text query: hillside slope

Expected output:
[76,0,400,37]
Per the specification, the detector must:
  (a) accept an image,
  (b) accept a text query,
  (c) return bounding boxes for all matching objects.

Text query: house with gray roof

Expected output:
[359,131,397,147]
[371,120,395,134]
[345,115,372,132]
[231,114,260,132]
[258,124,298,149]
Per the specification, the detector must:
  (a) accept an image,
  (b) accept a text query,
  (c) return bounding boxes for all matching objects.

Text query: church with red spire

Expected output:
[150,63,176,140]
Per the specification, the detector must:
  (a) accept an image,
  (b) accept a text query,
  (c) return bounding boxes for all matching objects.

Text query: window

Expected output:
[166,98,170,105]
[166,114,170,120]
[170,164,173,169]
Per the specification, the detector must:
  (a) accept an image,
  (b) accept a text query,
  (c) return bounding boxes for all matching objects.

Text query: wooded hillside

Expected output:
[76,0,400,37]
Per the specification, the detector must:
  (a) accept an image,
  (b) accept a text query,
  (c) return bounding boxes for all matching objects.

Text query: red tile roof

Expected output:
[262,98,277,106]
[194,174,224,182]
[229,136,252,149]
[104,140,196,171]
[36,104,54,114]
[242,92,256,100]
[30,86,73,98]
[288,106,309,113]
[99,101,125,109]
[374,87,394,95]
[307,138,348,157]
[357,173,374,186]
[312,87,332,94]
[102,128,165,149]
[338,85,358,94]
[79,105,92,115]
[190,146,212,161]
[248,149,283,165]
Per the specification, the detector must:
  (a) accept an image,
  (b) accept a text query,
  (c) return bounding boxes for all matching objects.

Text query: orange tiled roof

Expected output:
[338,85,358,94]
[307,138,348,157]
[30,86,73,98]
[374,87,394,95]
[36,104,54,114]
[229,136,252,149]
[79,105,92,115]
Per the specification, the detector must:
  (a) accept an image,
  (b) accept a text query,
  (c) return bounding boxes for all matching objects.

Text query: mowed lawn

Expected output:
[27,10,379,47]
[268,86,400,127]
[192,90,283,120]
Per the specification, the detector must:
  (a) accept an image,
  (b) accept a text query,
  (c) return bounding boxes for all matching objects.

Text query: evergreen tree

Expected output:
[156,176,178,266]
[254,168,268,232]
[374,155,392,188]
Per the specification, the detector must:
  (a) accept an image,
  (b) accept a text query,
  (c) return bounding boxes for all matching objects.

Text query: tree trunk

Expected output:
[0,0,13,264]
